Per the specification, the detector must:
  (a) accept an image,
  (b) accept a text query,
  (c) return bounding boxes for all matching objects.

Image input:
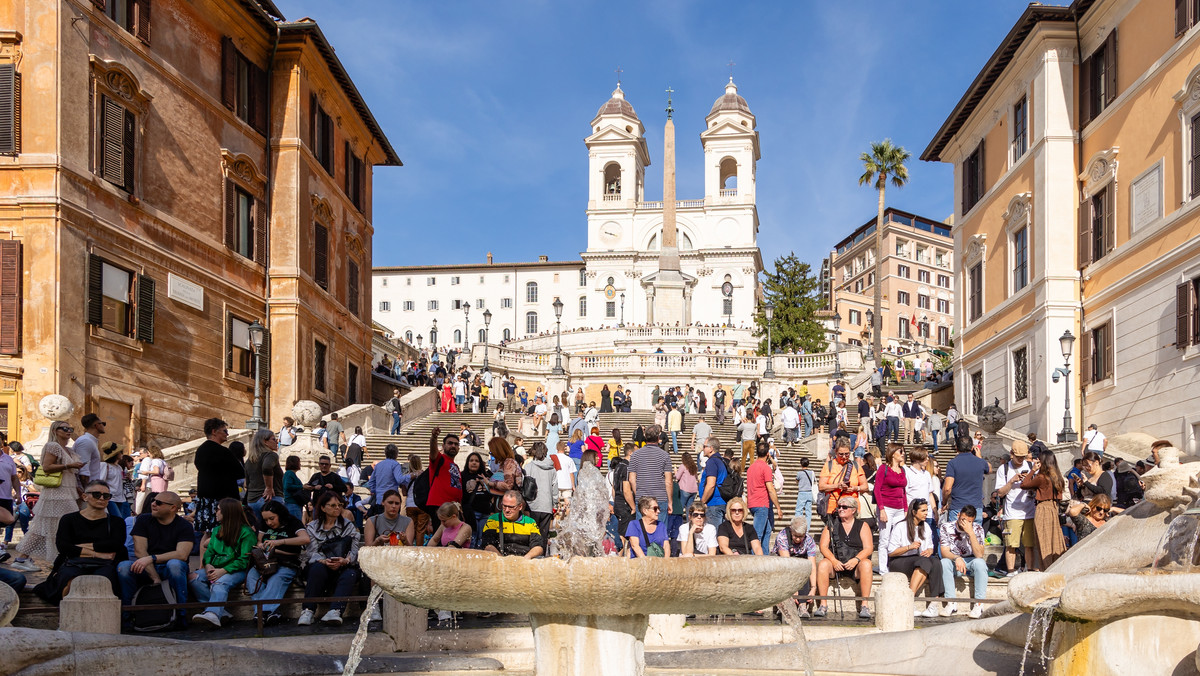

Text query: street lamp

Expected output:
[416,334,423,350]
[763,302,777,378]
[463,301,471,351]
[619,292,625,327]
[1055,329,1078,443]
[245,319,266,430]
[552,297,565,375]
[482,308,492,371]
[865,309,875,361]
[431,318,438,351]
[832,311,843,380]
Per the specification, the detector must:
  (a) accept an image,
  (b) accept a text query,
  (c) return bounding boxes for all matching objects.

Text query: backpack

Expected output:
[163,464,175,482]
[132,580,177,632]
[413,469,431,508]
[521,474,539,503]
[716,457,743,501]
[813,404,827,421]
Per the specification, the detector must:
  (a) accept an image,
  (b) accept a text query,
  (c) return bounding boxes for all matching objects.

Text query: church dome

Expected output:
[709,79,752,116]
[596,85,638,118]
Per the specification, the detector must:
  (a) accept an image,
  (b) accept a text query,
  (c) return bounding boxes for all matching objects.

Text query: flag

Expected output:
[910,313,917,326]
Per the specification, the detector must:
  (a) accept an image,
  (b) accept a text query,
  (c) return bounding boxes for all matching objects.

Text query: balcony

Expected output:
[719,188,738,197]
[637,199,706,209]
[602,193,623,202]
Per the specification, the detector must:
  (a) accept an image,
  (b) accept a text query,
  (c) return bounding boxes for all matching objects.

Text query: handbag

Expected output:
[33,469,62,488]
[318,534,353,560]
[249,546,280,579]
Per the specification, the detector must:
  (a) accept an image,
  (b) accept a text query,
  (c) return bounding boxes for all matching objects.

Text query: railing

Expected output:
[602,193,623,201]
[636,198,707,209]
[565,349,866,378]
[719,188,737,197]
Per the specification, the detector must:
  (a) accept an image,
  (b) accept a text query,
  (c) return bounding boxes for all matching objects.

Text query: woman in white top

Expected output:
[886,499,945,617]
[903,447,941,545]
[678,505,718,556]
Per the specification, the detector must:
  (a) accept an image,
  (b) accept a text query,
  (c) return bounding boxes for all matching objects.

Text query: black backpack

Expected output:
[716,457,743,501]
[132,580,177,632]
[413,468,431,508]
[521,474,539,503]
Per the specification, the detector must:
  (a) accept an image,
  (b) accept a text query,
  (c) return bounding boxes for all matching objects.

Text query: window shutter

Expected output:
[251,63,267,134]
[254,195,267,266]
[344,141,351,195]
[1178,282,1194,348]
[1191,114,1200,199]
[1103,185,1115,255]
[961,155,969,212]
[357,159,366,208]
[220,37,236,110]
[325,114,335,175]
[226,315,234,371]
[87,254,104,326]
[133,0,150,44]
[92,0,105,9]
[100,96,125,186]
[258,327,271,386]
[0,240,21,355]
[1079,56,1092,125]
[224,179,236,251]
[977,141,985,199]
[1078,196,1091,268]
[314,222,328,289]
[1178,0,1190,36]
[135,273,155,343]
[348,259,359,315]
[122,106,135,192]
[1081,329,1093,386]
[1103,324,1113,380]
[1104,30,1118,105]
[0,64,16,155]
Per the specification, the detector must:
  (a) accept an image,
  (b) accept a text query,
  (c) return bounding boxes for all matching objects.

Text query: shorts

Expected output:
[1003,518,1036,548]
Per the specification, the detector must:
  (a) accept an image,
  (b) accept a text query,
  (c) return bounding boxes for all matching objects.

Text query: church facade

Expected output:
[373,80,763,348]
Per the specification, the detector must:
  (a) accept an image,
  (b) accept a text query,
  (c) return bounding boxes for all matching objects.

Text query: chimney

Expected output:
[538,255,548,262]
[487,251,493,264]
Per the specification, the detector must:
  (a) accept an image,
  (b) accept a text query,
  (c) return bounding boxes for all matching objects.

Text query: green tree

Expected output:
[753,253,828,355]
[858,139,910,369]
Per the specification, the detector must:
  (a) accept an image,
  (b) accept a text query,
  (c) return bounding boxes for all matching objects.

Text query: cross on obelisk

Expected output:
[665,86,674,120]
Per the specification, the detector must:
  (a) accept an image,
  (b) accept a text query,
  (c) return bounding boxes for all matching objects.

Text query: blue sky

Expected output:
[279,0,1046,270]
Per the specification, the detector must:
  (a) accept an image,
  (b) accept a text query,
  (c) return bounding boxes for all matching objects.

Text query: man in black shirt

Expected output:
[306,455,347,500]
[116,491,194,620]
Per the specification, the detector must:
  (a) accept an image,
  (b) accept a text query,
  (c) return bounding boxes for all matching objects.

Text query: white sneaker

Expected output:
[297,609,315,626]
[1005,569,1021,578]
[192,611,221,628]
[968,604,983,619]
[370,605,382,622]
[939,602,958,617]
[321,609,343,625]
[921,602,940,618]
[9,560,39,572]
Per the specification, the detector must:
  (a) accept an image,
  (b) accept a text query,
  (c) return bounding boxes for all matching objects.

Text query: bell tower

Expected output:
[585,84,650,210]
[701,78,759,202]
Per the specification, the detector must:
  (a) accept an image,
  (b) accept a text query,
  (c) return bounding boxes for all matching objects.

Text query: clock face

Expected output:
[722,281,734,297]
[604,285,617,300]
[599,222,622,242]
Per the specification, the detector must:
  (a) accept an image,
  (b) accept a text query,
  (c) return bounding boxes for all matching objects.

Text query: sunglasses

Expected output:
[151,499,178,508]
[86,491,113,500]
[729,508,744,513]
[646,506,661,512]
[837,505,856,511]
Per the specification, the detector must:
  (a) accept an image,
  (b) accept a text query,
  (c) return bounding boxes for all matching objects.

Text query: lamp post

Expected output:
[482,308,492,371]
[619,292,625,327]
[832,311,843,380]
[865,309,875,362]
[463,301,470,351]
[416,334,423,350]
[763,302,777,378]
[1055,329,1078,443]
[245,319,266,431]
[431,318,437,352]
[552,297,565,375]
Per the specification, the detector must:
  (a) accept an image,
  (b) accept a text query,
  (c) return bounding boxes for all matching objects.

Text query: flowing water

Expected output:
[1017,600,1059,676]
[775,599,816,676]
[1153,503,1200,571]
[554,463,611,560]
[341,585,385,676]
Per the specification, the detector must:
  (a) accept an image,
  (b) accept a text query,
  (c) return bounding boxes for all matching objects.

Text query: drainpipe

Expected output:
[1072,7,1087,432]
[262,19,281,424]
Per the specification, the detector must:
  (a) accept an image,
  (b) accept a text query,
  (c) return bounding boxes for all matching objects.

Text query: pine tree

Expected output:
[753,253,828,355]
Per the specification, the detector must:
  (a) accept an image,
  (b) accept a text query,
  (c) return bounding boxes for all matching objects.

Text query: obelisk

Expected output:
[644,86,689,325]
[660,94,680,272]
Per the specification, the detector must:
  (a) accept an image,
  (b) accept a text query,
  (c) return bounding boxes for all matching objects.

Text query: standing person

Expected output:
[0,443,19,558]
[780,403,800,447]
[627,425,673,526]
[74,413,106,487]
[794,458,816,525]
[281,455,307,521]
[610,443,636,548]
[493,404,509,441]
[926,408,945,454]
[1019,454,1068,569]
[244,428,283,522]
[552,441,577,503]
[325,413,346,462]
[713,385,727,424]
[745,444,783,555]
[1027,432,1049,462]
[817,438,868,525]
[600,385,614,413]
[874,444,909,575]
[100,443,131,519]
[11,421,85,571]
[699,437,728,526]
[189,498,257,628]
[1081,423,1108,456]
[732,379,745,410]
[691,415,712,457]
[277,417,299,447]
[737,414,757,473]
[946,403,960,442]
[503,376,518,414]
[116,491,195,626]
[676,452,700,511]
[667,405,683,454]
[524,442,557,537]
[815,496,875,618]
[856,393,872,437]
[884,396,903,443]
[870,367,883,397]
[425,427,463,531]
[995,441,1036,576]
[366,444,405,516]
[942,435,991,524]
[386,388,403,435]
[938,505,989,618]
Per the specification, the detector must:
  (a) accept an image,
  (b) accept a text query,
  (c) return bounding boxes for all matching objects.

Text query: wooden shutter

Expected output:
[1178,0,1190,36]
[314,222,328,289]
[309,93,317,150]
[122,105,135,192]
[1102,323,1113,380]
[1103,184,1115,256]
[1104,30,1118,105]
[1081,328,1093,386]
[961,153,969,212]
[348,259,359,315]
[258,327,271,386]
[0,240,21,355]
[253,194,267,265]
[220,37,236,110]
[1078,196,1091,268]
[135,273,155,343]
[100,96,125,186]
[224,179,236,251]
[0,64,16,155]
[344,141,351,195]
[87,254,104,326]
[976,141,985,201]
[1191,114,1200,199]
[1178,282,1194,348]
[1079,55,1092,125]
[225,314,234,371]
[91,0,105,8]
[251,62,267,134]
[322,113,334,175]
[357,159,366,209]
[133,0,150,43]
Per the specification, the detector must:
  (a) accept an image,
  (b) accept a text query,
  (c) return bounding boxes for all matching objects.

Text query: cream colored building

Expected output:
[923,0,1200,450]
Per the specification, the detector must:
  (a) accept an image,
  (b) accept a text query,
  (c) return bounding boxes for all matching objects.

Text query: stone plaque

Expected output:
[167,273,204,311]
[1131,163,1162,233]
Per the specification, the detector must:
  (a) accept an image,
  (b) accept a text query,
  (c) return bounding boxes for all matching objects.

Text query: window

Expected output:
[381,278,387,287]
[916,246,929,264]
[429,328,437,344]
[98,95,135,192]
[896,241,908,257]
[1013,347,1029,402]
[501,297,512,309]
[379,301,390,312]
[0,241,20,355]
[897,291,911,306]
[87,255,154,342]
[479,276,484,284]
[855,280,863,294]
[104,0,149,41]
[918,321,930,338]
[220,38,266,133]
[723,298,733,316]
[229,316,253,377]
[971,370,983,415]
[868,272,875,286]
[897,264,910,279]
[313,340,327,392]
[936,251,949,268]
[0,63,21,156]
[1081,31,1118,125]
[848,309,861,325]
[1012,96,1028,162]
[580,269,587,286]
[938,274,951,288]
[606,301,616,318]
[607,276,615,286]
[937,326,950,346]
[310,94,334,175]
[968,263,983,321]
[452,299,464,310]
[403,300,414,311]
[962,141,985,212]
[1178,0,1200,35]
[348,362,359,404]
[1013,226,1029,291]
[427,300,438,310]
[427,277,436,286]
[525,311,538,334]
[898,316,912,340]
[453,329,462,343]
[344,142,365,210]
[406,277,411,286]
[503,328,511,340]
[918,269,930,284]
[503,275,510,283]
[347,260,359,315]
[313,223,328,289]
[227,184,255,260]
[404,330,412,342]
[526,281,538,303]
[451,276,460,285]
[917,294,930,310]
[1079,183,1114,267]
[1176,277,1200,348]
[1083,322,1114,385]
[476,298,484,309]
[478,328,485,343]
[937,298,950,314]
[579,296,587,317]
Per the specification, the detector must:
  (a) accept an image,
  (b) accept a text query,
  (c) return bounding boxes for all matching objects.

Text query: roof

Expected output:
[833,207,952,253]
[709,79,752,117]
[278,21,402,166]
[374,260,583,274]
[921,1,1095,162]
[596,85,638,119]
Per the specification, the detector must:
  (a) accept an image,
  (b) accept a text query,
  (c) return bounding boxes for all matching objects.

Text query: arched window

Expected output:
[646,231,693,250]
[719,156,738,191]
[453,329,462,343]
[526,312,538,335]
[429,329,438,345]
[603,162,621,195]
[526,281,538,303]
[579,296,587,317]
[404,330,413,342]
[579,269,587,286]
[503,328,511,341]
[478,328,486,343]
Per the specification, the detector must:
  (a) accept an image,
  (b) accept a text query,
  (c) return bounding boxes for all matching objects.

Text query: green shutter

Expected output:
[87,254,104,326]
[136,273,155,343]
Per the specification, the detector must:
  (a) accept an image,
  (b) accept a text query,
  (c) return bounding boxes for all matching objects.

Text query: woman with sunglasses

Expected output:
[32,480,127,602]
[1066,493,1111,541]
[886,498,945,618]
[627,497,671,558]
[678,506,717,557]
[816,496,875,618]
[717,496,763,556]
[11,421,85,571]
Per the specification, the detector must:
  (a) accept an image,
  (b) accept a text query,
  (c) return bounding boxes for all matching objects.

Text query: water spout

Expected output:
[554,463,611,560]
[342,585,384,676]
[1018,599,1059,676]
[775,599,816,676]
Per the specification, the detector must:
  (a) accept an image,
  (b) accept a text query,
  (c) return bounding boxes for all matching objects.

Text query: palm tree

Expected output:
[858,139,911,370]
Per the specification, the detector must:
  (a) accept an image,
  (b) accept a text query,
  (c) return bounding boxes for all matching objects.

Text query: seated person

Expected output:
[677,506,718,557]
[482,490,544,558]
[717,497,763,555]
[428,502,472,549]
[34,481,128,602]
[116,491,194,625]
[626,497,671,558]
[300,491,362,627]
[816,496,874,619]
[886,499,945,618]
[189,498,257,628]
[364,490,415,547]
[938,504,988,619]
[775,516,819,618]
[0,506,26,592]
[247,501,309,626]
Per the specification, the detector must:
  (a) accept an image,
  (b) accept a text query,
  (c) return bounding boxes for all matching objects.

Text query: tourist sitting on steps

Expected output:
[627,497,671,558]
[32,480,127,603]
[716,496,762,556]
[938,504,988,619]
[117,490,195,627]
[299,491,362,627]
[247,502,309,626]
[815,496,874,619]
[775,515,819,618]
[482,490,544,558]
[190,498,257,629]
[886,498,945,618]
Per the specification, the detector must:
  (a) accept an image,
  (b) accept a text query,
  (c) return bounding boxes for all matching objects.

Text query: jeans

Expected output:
[190,569,248,619]
[940,556,989,600]
[887,416,900,441]
[4,501,31,543]
[794,493,813,526]
[455,394,465,408]
[0,566,26,592]
[248,496,284,525]
[947,422,959,441]
[390,412,402,435]
[304,561,359,612]
[706,503,727,528]
[246,565,298,613]
[107,501,133,519]
[117,559,190,610]
[285,503,304,521]
[670,431,680,453]
[931,430,940,452]
[750,506,772,554]
[681,491,696,510]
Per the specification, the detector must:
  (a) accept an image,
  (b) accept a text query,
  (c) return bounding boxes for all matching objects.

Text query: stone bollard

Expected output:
[59,575,121,634]
[381,594,427,652]
[875,572,914,633]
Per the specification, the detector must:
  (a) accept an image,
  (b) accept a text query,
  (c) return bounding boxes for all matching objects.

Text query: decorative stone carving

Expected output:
[978,398,1007,434]
[38,394,74,421]
[1002,192,1032,230]
[89,56,152,112]
[1079,147,1119,189]
[0,30,21,59]
[291,400,323,427]
[964,234,987,266]
[220,150,266,190]
[1174,63,1200,105]
[345,232,365,259]
[311,194,334,224]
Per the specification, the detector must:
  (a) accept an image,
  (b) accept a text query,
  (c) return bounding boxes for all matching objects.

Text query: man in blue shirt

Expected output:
[942,436,991,523]
[699,436,728,526]
[366,444,406,516]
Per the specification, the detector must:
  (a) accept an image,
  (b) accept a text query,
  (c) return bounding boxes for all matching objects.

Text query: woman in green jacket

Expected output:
[189,497,257,628]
